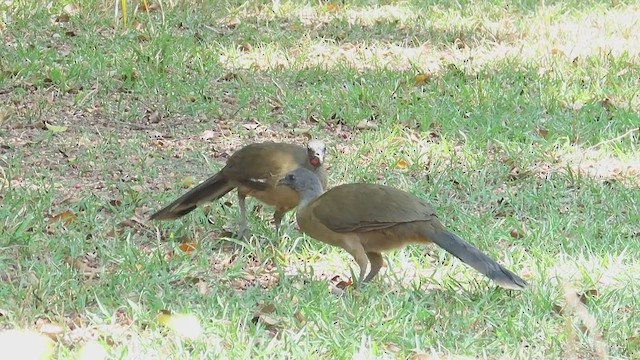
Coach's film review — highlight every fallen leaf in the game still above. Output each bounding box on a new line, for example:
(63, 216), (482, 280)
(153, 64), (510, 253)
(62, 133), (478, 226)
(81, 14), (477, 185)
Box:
(117, 219), (138, 228)
(395, 159), (409, 169)
(146, 110), (161, 123)
(54, 13), (70, 23)
(44, 122), (68, 134)
(293, 311), (306, 325)
(414, 73), (431, 85)
(140, 2), (160, 12)
(220, 72), (238, 81)
(510, 228), (525, 239)
(65, 254), (100, 279)
(238, 42), (252, 52)
(251, 303), (277, 324)
(536, 128), (549, 139)
(601, 97), (615, 111)
(335, 279), (352, 290)
(326, 3), (340, 12)
(49, 209), (76, 226)
(108, 199), (122, 207)
(178, 242), (197, 254)
(258, 304), (276, 315)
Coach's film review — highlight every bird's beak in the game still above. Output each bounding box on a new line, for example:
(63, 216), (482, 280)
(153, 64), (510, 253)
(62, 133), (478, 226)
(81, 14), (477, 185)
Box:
(309, 155), (322, 167)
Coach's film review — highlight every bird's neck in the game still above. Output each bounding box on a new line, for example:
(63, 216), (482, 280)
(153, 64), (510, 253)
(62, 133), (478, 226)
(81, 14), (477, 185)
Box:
(298, 183), (324, 209)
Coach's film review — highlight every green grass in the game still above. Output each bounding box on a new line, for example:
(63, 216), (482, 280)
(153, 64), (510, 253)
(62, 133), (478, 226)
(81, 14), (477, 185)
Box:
(1, 0), (639, 359)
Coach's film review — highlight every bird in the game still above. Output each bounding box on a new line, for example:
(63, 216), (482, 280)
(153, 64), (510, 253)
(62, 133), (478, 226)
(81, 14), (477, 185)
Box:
(151, 140), (328, 238)
(277, 167), (527, 290)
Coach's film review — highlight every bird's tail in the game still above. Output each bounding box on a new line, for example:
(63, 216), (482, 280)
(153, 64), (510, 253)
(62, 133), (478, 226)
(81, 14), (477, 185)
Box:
(150, 173), (236, 220)
(428, 230), (527, 290)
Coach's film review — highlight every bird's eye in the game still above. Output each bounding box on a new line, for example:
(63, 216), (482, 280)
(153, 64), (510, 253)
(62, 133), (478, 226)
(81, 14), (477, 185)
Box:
(287, 174), (295, 181)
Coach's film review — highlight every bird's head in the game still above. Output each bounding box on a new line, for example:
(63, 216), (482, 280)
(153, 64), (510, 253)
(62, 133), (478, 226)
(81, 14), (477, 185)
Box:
(277, 167), (323, 197)
(306, 140), (325, 168)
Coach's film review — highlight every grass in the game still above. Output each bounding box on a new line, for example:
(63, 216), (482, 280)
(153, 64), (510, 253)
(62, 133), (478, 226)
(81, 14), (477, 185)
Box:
(1, 0), (639, 359)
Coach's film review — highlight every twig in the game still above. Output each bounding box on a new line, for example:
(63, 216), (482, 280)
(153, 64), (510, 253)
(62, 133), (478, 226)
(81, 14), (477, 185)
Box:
(587, 127), (639, 151)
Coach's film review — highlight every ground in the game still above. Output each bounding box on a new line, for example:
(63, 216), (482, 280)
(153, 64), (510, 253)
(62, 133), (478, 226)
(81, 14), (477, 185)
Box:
(0, 0), (639, 359)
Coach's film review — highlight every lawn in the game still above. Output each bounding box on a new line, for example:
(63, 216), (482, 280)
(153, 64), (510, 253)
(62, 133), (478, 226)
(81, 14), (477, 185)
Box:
(0, 0), (639, 359)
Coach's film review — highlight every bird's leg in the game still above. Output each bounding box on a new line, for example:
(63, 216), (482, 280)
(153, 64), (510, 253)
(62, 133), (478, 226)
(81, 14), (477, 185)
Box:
(364, 252), (384, 283)
(237, 192), (248, 239)
(273, 209), (285, 234)
(341, 241), (369, 288)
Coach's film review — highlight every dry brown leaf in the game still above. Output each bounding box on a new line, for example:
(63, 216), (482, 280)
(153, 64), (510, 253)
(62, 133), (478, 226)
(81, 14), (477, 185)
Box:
(178, 242), (197, 254)
(395, 159), (409, 169)
(414, 73), (431, 85)
(601, 97), (616, 111)
(117, 219), (137, 228)
(65, 254), (100, 279)
(293, 311), (306, 325)
(252, 303), (280, 328)
(140, 2), (160, 12)
(335, 279), (352, 290)
(510, 228), (525, 239)
(238, 42), (253, 52)
(54, 13), (70, 23)
(255, 304), (275, 316)
(49, 209), (76, 226)
(536, 127), (549, 139)
(109, 199), (122, 207)
(326, 3), (340, 12)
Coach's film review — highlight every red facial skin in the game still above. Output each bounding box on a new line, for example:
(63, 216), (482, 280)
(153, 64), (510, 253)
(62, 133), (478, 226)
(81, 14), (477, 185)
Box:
(309, 156), (320, 167)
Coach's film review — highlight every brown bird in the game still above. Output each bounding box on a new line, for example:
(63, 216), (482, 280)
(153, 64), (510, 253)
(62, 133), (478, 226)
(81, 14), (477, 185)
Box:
(151, 141), (328, 238)
(277, 167), (527, 290)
